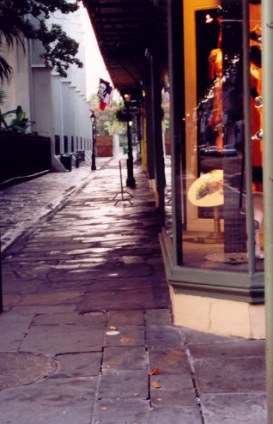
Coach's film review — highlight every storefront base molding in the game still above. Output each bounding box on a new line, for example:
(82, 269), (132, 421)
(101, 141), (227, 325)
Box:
(149, 178), (160, 207)
(169, 286), (265, 339)
(149, 179), (156, 191)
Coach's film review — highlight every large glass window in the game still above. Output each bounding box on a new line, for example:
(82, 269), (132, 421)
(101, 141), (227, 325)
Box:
(178, 0), (263, 272)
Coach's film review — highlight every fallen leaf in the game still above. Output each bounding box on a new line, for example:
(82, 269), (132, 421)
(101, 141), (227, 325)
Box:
(151, 381), (161, 389)
(149, 368), (160, 376)
(109, 325), (118, 331)
(120, 337), (135, 344)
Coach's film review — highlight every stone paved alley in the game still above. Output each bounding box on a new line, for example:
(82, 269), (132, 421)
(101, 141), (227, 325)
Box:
(0, 158), (267, 423)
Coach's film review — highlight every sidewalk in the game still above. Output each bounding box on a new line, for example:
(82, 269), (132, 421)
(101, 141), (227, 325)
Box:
(0, 157), (111, 253)
(0, 158), (267, 424)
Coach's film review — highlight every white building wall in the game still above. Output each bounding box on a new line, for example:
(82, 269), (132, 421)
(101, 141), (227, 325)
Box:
(51, 75), (63, 152)
(31, 68), (54, 139)
(1, 40), (31, 126)
(61, 81), (72, 151)
(1, 4), (93, 167)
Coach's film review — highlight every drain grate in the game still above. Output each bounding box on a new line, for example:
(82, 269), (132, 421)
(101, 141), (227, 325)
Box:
(0, 352), (57, 390)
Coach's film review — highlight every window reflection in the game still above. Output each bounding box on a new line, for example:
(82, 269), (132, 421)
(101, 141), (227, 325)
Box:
(250, 1), (263, 259)
(180, 2), (263, 272)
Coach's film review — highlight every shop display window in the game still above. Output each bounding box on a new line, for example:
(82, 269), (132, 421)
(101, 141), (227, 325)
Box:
(177, 0), (263, 272)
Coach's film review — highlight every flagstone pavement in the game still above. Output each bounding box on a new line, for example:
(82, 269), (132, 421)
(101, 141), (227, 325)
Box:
(0, 157), (267, 423)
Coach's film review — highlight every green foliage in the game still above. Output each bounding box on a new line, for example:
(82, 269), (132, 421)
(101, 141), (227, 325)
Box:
(0, 0), (82, 81)
(0, 105), (34, 133)
(0, 56), (12, 82)
(105, 120), (126, 136)
(89, 94), (126, 136)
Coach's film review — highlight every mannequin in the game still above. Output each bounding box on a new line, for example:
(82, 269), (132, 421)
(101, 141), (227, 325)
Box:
(208, 29), (223, 152)
(250, 44), (263, 192)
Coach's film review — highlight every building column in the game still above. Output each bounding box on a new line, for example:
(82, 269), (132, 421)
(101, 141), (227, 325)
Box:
(144, 84), (155, 180)
(150, 48), (166, 225)
(262, 0), (273, 421)
(167, 0), (185, 265)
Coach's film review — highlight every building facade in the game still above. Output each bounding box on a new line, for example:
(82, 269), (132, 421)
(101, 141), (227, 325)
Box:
(1, 3), (92, 168)
(84, 0), (269, 339)
(160, 0), (265, 339)
(2, 0), (269, 339)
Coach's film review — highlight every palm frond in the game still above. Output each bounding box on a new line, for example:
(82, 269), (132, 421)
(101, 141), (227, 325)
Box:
(0, 87), (6, 105)
(0, 56), (12, 83)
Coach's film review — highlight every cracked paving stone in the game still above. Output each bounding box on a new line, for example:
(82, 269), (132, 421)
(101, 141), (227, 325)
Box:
(20, 291), (82, 306)
(108, 310), (144, 326)
(98, 369), (148, 400)
(193, 356), (265, 393)
(0, 313), (34, 351)
(146, 325), (185, 350)
(20, 324), (105, 355)
(201, 393), (267, 424)
(55, 352), (102, 377)
(92, 399), (150, 424)
(148, 349), (189, 374)
(148, 406), (203, 424)
(32, 311), (106, 327)
(103, 346), (147, 370)
(103, 325), (145, 347)
(145, 309), (173, 325)
(150, 373), (197, 407)
(78, 287), (170, 313)
(0, 352), (57, 390)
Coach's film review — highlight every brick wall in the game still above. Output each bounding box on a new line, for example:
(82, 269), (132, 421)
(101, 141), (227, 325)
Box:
(96, 135), (113, 157)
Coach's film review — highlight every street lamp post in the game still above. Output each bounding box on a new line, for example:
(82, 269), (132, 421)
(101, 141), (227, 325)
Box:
(124, 99), (136, 188)
(0, 231), (2, 314)
(90, 111), (97, 170)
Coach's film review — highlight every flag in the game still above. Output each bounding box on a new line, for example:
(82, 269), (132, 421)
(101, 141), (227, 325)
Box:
(97, 78), (113, 110)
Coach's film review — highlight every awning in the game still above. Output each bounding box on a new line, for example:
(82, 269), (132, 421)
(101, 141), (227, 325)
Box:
(83, 0), (168, 99)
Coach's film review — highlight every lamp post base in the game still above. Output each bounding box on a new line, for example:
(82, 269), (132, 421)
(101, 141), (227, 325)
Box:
(126, 178), (136, 188)
(91, 153), (96, 171)
(126, 157), (136, 188)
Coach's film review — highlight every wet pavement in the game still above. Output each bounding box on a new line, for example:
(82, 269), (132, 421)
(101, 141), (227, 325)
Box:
(0, 157), (267, 423)
(0, 156), (112, 253)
